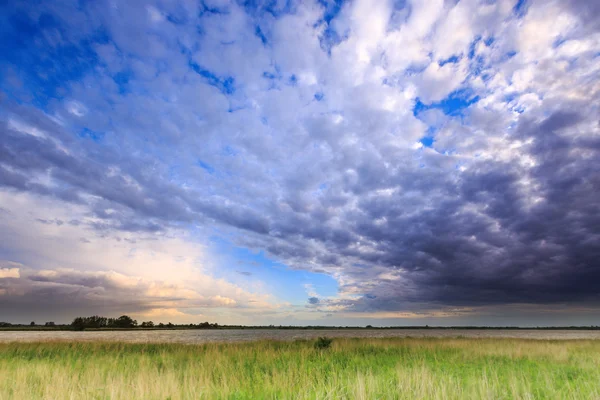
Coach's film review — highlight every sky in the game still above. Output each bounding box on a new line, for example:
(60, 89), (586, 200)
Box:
(0, 0), (599, 326)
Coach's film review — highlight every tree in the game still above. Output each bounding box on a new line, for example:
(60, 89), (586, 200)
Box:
(197, 321), (219, 329)
(44, 322), (56, 326)
(71, 315), (110, 330)
(30, 321), (35, 326)
(71, 317), (85, 331)
(71, 315), (143, 330)
(112, 315), (137, 328)
(140, 321), (154, 328)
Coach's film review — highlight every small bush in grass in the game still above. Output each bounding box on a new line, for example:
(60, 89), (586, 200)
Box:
(314, 337), (333, 350)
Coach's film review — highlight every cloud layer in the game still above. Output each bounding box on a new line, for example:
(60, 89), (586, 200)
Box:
(1, 0), (599, 323)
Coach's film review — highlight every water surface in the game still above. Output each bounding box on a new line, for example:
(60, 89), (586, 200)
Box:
(2, 329), (600, 343)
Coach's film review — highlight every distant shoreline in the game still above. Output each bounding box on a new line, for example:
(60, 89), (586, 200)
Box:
(2, 325), (600, 332)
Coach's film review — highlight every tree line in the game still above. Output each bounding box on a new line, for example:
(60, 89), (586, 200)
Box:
(0, 318), (222, 330)
(2, 319), (600, 331)
(71, 315), (138, 330)
(70, 315), (220, 330)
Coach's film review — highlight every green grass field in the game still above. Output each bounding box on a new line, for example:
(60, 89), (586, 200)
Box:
(1, 338), (599, 399)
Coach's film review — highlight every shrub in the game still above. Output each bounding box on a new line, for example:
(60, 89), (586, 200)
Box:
(314, 336), (333, 350)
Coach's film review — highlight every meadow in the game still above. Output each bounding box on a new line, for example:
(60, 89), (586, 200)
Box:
(1, 337), (599, 399)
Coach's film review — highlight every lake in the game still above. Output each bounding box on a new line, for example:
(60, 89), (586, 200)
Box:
(2, 329), (600, 343)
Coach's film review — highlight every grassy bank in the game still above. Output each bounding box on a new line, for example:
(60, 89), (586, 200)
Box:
(1, 338), (599, 399)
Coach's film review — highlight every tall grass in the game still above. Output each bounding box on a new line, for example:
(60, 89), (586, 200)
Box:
(1, 338), (600, 399)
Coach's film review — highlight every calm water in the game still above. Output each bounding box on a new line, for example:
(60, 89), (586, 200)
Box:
(2, 329), (600, 343)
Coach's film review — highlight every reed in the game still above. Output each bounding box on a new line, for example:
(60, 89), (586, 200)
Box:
(1, 337), (599, 399)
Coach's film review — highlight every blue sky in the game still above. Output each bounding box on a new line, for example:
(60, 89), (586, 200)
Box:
(1, 0), (600, 326)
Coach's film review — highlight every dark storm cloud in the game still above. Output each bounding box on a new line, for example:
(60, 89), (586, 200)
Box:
(335, 109), (600, 311)
(231, 106), (600, 313)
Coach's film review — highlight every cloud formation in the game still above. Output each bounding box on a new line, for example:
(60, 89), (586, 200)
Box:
(0, 0), (599, 323)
